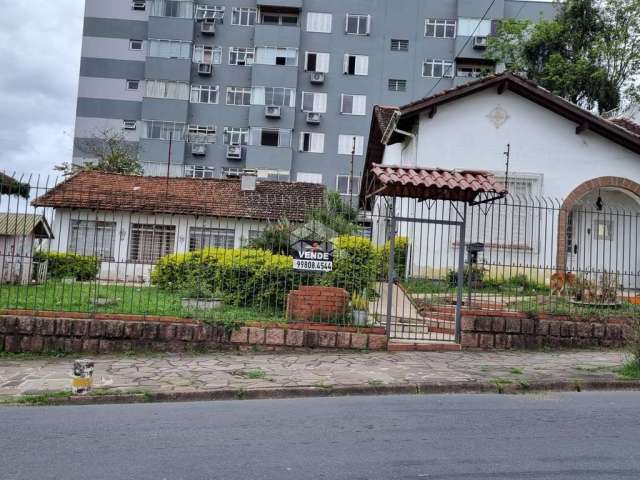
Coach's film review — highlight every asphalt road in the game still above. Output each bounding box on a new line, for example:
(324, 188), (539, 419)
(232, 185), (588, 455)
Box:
(1, 392), (640, 480)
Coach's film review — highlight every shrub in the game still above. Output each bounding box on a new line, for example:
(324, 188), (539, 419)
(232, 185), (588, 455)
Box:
(324, 235), (380, 295)
(34, 251), (99, 281)
(447, 265), (486, 287)
(379, 236), (409, 279)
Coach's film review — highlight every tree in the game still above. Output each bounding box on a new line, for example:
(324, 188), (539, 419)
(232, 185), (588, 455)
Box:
(56, 129), (142, 176)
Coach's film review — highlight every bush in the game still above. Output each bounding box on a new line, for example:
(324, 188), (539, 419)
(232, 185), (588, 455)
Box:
(34, 251), (99, 281)
(324, 235), (380, 295)
(379, 236), (409, 279)
(447, 265), (486, 288)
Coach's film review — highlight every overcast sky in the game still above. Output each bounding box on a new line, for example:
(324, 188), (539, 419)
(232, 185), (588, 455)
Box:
(0, 1), (84, 179)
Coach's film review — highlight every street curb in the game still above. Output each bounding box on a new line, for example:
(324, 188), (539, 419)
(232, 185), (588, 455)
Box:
(3, 378), (640, 406)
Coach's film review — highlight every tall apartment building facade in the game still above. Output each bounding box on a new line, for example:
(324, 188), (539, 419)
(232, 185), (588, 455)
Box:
(75, 0), (556, 198)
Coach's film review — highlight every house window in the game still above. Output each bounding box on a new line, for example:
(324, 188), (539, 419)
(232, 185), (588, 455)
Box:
(260, 10), (298, 26)
(189, 227), (235, 250)
(425, 18), (457, 38)
(594, 220), (612, 240)
(226, 87), (252, 106)
(301, 92), (328, 113)
(129, 224), (176, 263)
(343, 54), (369, 75)
(190, 85), (219, 104)
(338, 135), (364, 156)
(129, 39), (144, 51)
(150, 0), (194, 18)
(390, 39), (409, 51)
(187, 125), (216, 143)
(223, 127), (249, 145)
(69, 220), (116, 260)
(422, 59), (454, 78)
(304, 52), (330, 73)
(144, 80), (190, 100)
(456, 63), (491, 78)
(307, 12), (332, 33)
(345, 14), (370, 35)
(193, 45), (222, 64)
(229, 47), (255, 66)
(299, 132), (325, 153)
(340, 94), (367, 115)
(251, 87), (295, 107)
(336, 175), (361, 196)
(148, 39), (191, 59)
(195, 5), (225, 21)
(123, 120), (137, 130)
(184, 165), (216, 178)
(296, 172), (323, 184)
(143, 120), (186, 141)
(232, 7), (256, 26)
(255, 47), (298, 66)
(388, 79), (407, 92)
(126, 79), (140, 90)
(250, 127), (292, 148)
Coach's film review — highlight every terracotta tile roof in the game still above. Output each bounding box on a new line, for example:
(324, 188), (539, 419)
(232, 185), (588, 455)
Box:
(32, 171), (325, 222)
(609, 118), (640, 137)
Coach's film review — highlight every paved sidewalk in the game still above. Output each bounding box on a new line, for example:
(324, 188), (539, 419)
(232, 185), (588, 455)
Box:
(1, 349), (637, 402)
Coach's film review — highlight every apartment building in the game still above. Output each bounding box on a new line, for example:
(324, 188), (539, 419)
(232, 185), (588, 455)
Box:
(75, 0), (557, 198)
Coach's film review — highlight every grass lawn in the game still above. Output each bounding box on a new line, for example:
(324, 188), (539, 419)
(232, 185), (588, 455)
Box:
(0, 281), (284, 324)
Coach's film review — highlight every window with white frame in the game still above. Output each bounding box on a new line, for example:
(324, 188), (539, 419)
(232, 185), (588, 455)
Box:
(255, 47), (298, 66)
(231, 7), (256, 26)
(422, 59), (454, 78)
(193, 45), (222, 64)
(257, 170), (290, 182)
(129, 223), (176, 263)
(123, 120), (137, 130)
(304, 52), (330, 73)
(340, 94), (367, 115)
(299, 132), (325, 153)
(338, 135), (364, 156)
(143, 120), (186, 141)
(148, 39), (191, 58)
(129, 39), (144, 51)
(226, 87), (252, 106)
(250, 127), (292, 148)
(68, 220), (116, 260)
(345, 14), (370, 35)
(187, 125), (216, 143)
(296, 172), (323, 184)
(390, 39), (409, 51)
(150, 0), (194, 18)
(195, 5), (225, 21)
(190, 84), (219, 104)
(223, 127), (249, 145)
(306, 12), (332, 33)
(457, 17), (492, 37)
(144, 80), (190, 100)
(260, 10), (298, 26)
(388, 79), (407, 92)
(301, 92), (327, 113)
(336, 175), (361, 195)
(229, 47), (255, 66)
(126, 79), (140, 90)
(184, 165), (216, 178)
(343, 54), (369, 75)
(188, 227), (235, 250)
(425, 18), (456, 38)
(222, 167), (243, 177)
(457, 63), (490, 78)
(251, 87), (295, 107)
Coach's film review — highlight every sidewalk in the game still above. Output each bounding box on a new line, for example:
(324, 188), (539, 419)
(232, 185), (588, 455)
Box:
(1, 349), (638, 404)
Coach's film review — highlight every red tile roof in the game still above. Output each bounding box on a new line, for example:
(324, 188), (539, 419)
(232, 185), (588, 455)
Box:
(32, 171), (325, 222)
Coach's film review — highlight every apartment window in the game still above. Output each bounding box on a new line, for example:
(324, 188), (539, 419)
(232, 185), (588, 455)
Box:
(345, 14), (370, 35)
(250, 127), (292, 148)
(223, 127), (249, 145)
(425, 18), (456, 38)
(336, 175), (361, 196)
(132, 0), (146, 11)
(222, 167), (243, 177)
(252, 87), (295, 107)
(229, 47), (255, 66)
(190, 85), (219, 104)
(338, 135), (364, 156)
(193, 45), (222, 64)
(187, 125), (216, 143)
(260, 10), (298, 26)
(299, 132), (325, 153)
(306, 12), (332, 33)
(143, 120), (186, 141)
(340, 94), (367, 115)
(69, 220), (116, 260)
(255, 47), (298, 66)
(257, 170), (290, 182)
(422, 59), (454, 78)
(457, 64), (490, 78)
(232, 7), (256, 26)
(388, 79), (407, 92)
(296, 173), (323, 184)
(390, 39), (409, 51)
(184, 165), (216, 178)
(195, 5), (225, 21)
(129, 224), (176, 263)
(129, 39), (144, 51)
(343, 54), (369, 75)
(457, 17), (492, 37)
(126, 79), (140, 90)
(149, 0), (193, 18)
(189, 227), (235, 250)
(304, 52), (330, 73)
(226, 87), (252, 106)
(301, 92), (327, 113)
(123, 120), (137, 130)
(144, 80), (190, 100)
(148, 39), (191, 59)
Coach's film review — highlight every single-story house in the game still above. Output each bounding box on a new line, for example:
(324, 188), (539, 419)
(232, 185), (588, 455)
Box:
(32, 171), (325, 283)
(362, 72), (640, 286)
(0, 213), (53, 284)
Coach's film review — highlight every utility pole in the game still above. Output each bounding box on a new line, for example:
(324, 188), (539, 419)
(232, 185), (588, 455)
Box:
(349, 136), (356, 210)
(503, 143), (510, 191)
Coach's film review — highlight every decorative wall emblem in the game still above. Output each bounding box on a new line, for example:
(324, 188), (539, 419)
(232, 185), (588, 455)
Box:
(486, 105), (510, 129)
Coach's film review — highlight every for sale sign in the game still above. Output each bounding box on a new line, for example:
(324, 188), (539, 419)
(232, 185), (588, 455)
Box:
(291, 240), (334, 272)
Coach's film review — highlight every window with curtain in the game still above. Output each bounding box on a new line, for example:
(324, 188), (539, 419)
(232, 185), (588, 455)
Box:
(255, 47), (298, 66)
(307, 12), (332, 33)
(193, 45), (222, 64)
(251, 87), (295, 107)
(148, 39), (192, 59)
(143, 120), (186, 141)
(304, 52), (330, 73)
(129, 224), (176, 263)
(150, 0), (193, 18)
(338, 135), (364, 155)
(144, 80), (190, 100)
(301, 92), (327, 113)
(189, 227), (235, 250)
(68, 220), (116, 260)
(340, 94), (367, 115)
(299, 132), (325, 153)
(226, 87), (252, 106)
(187, 125), (216, 143)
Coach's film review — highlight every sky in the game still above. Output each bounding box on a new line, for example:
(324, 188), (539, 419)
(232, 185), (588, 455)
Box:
(0, 0), (84, 179)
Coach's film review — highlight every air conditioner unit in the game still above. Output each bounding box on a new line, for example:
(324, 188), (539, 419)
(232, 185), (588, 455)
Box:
(306, 112), (321, 124)
(201, 20), (216, 35)
(198, 63), (213, 75)
(473, 36), (488, 49)
(309, 71), (325, 84)
(132, 0), (146, 11)
(226, 145), (242, 160)
(264, 106), (281, 118)
(191, 143), (207, 156)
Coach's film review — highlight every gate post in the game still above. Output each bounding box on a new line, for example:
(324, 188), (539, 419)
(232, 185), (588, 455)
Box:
(385, 198), (396, 335)
(454, 203), (467, 343)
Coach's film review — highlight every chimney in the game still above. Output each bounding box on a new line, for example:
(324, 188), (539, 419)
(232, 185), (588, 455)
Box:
(240, 170), (257, 191)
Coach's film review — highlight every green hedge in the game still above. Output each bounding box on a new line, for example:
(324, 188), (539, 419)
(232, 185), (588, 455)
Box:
(323, 235), (381, 295)
(34, 251), (99, 281)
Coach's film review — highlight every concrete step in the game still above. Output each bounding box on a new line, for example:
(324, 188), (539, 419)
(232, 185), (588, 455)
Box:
(388, 340), (462, 352)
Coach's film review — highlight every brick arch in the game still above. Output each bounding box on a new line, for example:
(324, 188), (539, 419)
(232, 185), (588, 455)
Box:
(556, 176), (640, 269)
